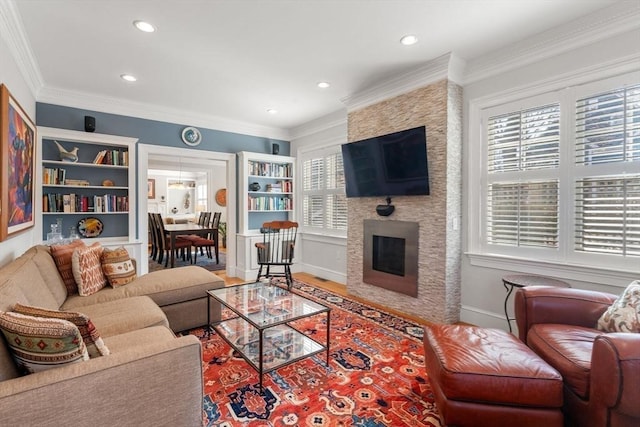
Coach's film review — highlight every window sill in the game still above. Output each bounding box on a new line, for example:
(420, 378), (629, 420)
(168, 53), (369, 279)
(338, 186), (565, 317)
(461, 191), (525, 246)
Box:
(466, 252), (638, 288)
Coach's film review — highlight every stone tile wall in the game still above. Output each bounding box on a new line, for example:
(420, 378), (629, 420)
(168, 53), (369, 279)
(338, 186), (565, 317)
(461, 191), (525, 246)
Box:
(346, 79), (462, 323)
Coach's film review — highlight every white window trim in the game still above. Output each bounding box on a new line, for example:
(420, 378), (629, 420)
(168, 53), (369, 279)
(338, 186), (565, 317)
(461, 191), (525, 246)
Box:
(297, 140), (347, 238)
(467, 64), (640, 287)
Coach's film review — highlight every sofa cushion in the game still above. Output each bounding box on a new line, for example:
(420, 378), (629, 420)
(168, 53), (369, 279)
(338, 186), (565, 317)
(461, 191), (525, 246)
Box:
(101, 247), (136, 288)
(70, 296), (169, 337)
(12, 303), (109, 358)
(72, 243), (107, 296)
(597, 280), (640, 333)
(0, 311), (88, 374)
(50, 240), (86, 295)
(527, 324), (601, 399)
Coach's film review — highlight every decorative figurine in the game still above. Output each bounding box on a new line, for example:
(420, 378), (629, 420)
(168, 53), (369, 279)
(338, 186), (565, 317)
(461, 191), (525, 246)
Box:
(54, 140), (79, 162)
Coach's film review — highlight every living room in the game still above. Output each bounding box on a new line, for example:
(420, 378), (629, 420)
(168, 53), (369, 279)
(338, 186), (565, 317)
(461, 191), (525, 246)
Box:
(0, 1), (638, 425)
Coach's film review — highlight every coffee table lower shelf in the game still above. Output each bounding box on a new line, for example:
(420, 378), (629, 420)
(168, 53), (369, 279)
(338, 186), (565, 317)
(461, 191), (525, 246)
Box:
(210, 317), (329, 387)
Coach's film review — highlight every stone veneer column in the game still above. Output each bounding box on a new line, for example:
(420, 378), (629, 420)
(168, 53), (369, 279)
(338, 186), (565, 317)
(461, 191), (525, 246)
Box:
(346, 79), (462, 324)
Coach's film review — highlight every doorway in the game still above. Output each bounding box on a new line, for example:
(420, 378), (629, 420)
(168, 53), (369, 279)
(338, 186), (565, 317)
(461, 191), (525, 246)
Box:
(137, 144), (236, 276)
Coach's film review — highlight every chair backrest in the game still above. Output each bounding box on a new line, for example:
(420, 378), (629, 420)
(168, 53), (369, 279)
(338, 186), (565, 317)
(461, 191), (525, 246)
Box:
(152, 213), (167, 251)
(198, 211), (211, 226)
(211, 212), (222, 228)
(257, 221), (298, 264)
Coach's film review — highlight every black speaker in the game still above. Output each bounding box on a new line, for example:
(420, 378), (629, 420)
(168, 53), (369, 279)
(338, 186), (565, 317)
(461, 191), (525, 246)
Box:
(84, 116), (96, 133)
(272, 143), (279, 155)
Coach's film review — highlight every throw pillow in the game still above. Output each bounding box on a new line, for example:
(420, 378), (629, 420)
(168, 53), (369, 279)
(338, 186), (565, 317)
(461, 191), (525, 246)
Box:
(0, 311), (88, 374)
(50, 240), (86, 295)
(72, 243), (107, 296)
(597, 280), (640, 333)
(101, 247), (136, 288)
(12, 303), (109, 358)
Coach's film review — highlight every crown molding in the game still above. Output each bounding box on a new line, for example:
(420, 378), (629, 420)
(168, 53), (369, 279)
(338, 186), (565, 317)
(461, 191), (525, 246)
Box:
(289, 108), (347, 140)
(463, 1), (640, 85)
(37, 86), (291, 141)
(341, 52), (466, 112)
(0, 0), (44, 96)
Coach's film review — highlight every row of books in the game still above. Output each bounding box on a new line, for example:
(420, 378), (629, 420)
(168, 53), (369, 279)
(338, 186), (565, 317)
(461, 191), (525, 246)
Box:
(43, 194), (129, 213)
(264, 181), (293, 193)
(248, 161), (292, 178)
(92, 149), (129, 166)
(43, 168), (67, 185)
(248, 196), (292, 211)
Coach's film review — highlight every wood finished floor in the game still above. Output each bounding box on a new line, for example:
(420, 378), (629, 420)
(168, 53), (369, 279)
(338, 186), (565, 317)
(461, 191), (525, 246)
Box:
(216, 270), (433, 327)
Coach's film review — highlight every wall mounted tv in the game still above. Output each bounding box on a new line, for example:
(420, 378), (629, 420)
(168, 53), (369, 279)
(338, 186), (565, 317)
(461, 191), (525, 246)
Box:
(341, 126), (429, 198)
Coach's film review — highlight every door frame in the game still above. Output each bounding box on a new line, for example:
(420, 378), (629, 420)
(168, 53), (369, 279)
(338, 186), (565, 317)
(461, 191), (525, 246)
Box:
(137, 144), (237, 275)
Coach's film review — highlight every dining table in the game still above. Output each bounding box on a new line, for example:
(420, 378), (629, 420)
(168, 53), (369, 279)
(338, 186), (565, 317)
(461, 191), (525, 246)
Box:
(163, 223), (218, 268)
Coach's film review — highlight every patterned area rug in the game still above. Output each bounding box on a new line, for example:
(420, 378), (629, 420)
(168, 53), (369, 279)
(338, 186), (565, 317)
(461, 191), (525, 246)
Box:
(147, 251), (226, 273)
(189, 279), (441, 426)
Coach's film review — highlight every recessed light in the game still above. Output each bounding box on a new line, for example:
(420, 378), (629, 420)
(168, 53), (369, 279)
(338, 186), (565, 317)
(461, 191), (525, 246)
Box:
(133, 20), (156, 33)
(267, 109), (278, 114)
(400, 34), (418, 46)
(317, 81), (331, 89)
(120, 74), (137, 82)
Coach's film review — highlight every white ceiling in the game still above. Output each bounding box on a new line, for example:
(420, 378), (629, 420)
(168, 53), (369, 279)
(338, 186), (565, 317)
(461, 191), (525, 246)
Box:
(11, 0), (628, 135)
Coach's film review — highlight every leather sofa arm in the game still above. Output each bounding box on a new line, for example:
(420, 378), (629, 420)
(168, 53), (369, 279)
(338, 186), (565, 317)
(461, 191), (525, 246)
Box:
(0, 333), (203, 426)
(590, 333), (640, 424)
(515, 286), (617, 343)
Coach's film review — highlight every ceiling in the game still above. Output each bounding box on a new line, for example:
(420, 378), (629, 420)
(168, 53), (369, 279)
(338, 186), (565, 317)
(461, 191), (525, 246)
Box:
(12, 0), (624, 134)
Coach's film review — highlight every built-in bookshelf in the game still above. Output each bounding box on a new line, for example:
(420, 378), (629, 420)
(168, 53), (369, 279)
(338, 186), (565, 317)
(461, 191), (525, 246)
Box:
(237, 151), (296, 281)
(36, 127), (138, 247)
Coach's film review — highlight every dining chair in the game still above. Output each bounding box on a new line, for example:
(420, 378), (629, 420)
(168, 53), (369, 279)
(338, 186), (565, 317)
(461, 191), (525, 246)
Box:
(191, 212), (221, 264)
(255, 220), (298, 289)
(153, 213), (191, 267)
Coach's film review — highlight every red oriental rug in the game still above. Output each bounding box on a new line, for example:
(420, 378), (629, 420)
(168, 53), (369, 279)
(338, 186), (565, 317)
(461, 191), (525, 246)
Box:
(189, 279), (442, 426)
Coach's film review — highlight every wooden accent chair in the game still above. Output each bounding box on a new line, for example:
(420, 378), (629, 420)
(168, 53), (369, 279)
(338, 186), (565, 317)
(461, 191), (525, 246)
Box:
(255, 220), (298, 289)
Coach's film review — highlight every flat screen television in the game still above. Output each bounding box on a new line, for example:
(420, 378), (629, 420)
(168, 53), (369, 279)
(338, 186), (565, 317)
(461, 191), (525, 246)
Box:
(341, 126), (429, 198)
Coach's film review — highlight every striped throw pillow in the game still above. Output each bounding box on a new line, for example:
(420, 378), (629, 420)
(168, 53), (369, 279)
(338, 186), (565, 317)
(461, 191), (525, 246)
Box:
(50, 240), (86, 295)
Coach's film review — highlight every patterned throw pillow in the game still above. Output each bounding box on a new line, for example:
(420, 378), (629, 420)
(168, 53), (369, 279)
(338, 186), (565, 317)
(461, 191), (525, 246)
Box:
(72, 243), (107, 296)
(597, 280), (640, 333)
(0, 311), (88, 374)
(101, 247), (136, 288)
(12, 303), (109, 358)
(50, 240), (86, 295)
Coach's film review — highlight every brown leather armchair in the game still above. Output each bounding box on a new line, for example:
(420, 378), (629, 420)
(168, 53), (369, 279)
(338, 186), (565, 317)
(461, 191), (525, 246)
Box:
(515, 286), (640, 427)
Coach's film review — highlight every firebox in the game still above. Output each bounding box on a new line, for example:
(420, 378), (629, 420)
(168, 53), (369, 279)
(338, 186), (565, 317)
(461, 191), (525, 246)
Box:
(363, 219), (419, 297)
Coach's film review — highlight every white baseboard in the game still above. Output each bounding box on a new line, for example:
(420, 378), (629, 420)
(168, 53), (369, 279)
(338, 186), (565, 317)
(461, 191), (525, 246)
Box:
(298, 264), (346, 285)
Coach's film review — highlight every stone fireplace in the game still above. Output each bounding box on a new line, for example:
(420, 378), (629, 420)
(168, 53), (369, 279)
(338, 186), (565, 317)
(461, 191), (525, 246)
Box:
(363, 220), (418, 297)
(344, 57), (462, 324)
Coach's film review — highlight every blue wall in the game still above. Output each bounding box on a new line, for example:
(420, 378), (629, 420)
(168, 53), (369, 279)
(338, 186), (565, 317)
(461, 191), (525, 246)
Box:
(36, 103), (289, 155)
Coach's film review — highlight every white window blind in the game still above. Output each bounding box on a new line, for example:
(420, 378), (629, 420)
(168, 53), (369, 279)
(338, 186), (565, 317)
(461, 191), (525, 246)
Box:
(486, 103), (560, 249)
(301, 147), (347, 233)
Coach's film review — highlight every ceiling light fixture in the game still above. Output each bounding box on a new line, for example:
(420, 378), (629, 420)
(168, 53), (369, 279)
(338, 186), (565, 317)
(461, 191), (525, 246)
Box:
(317, 81), (331, 89)
(267, 109), (278, 114)
(400, 34), (418, 46)
(120, 74), (137, 82)
(133, 20), (156, 33)
(168, 158), (186, 189)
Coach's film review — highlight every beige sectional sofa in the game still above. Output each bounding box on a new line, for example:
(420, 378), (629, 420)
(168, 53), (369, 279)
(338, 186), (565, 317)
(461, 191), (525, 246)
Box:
(0, 244), (225, 426)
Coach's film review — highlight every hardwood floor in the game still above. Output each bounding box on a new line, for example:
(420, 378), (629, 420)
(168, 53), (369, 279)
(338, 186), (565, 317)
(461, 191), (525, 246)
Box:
(217, 271), (433, 327)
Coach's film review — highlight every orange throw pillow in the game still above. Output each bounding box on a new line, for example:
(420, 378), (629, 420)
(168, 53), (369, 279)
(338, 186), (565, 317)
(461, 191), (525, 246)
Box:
(72, 243), (107, 296)
(50, 240), (86, 295)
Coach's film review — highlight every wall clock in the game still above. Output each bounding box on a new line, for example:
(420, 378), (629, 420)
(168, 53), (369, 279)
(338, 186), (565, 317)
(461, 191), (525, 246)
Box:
(215, 189), (227, 206)
(181, 126), (202, 146)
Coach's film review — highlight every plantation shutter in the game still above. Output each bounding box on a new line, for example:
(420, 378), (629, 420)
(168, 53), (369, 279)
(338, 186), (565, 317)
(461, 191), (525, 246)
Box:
(574, 84), (640, 256)
(301, 149), (347, 232)
(486, 104), (560, 248)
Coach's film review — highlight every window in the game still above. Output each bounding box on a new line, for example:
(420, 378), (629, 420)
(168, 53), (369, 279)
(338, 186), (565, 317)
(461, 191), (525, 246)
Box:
(195, 181), (207, 213)
(301, 146), (347, 234)
(477, 73), (640, 270)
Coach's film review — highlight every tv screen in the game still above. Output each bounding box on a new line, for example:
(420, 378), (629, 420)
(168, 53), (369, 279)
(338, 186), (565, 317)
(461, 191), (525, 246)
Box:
(341, 126), (429, 197)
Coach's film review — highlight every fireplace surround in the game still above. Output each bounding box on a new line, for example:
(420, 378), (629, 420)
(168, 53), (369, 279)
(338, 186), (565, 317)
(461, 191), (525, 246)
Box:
(363, 219), (419, 297)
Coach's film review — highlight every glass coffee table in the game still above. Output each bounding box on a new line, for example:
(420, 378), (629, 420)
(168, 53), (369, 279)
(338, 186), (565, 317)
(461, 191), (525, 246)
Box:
(207, 282), (331, 387)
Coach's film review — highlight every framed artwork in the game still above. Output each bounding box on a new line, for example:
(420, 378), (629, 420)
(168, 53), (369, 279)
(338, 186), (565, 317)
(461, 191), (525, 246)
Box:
(0, 84), (36, 241)
(147, 178), (156, 199)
